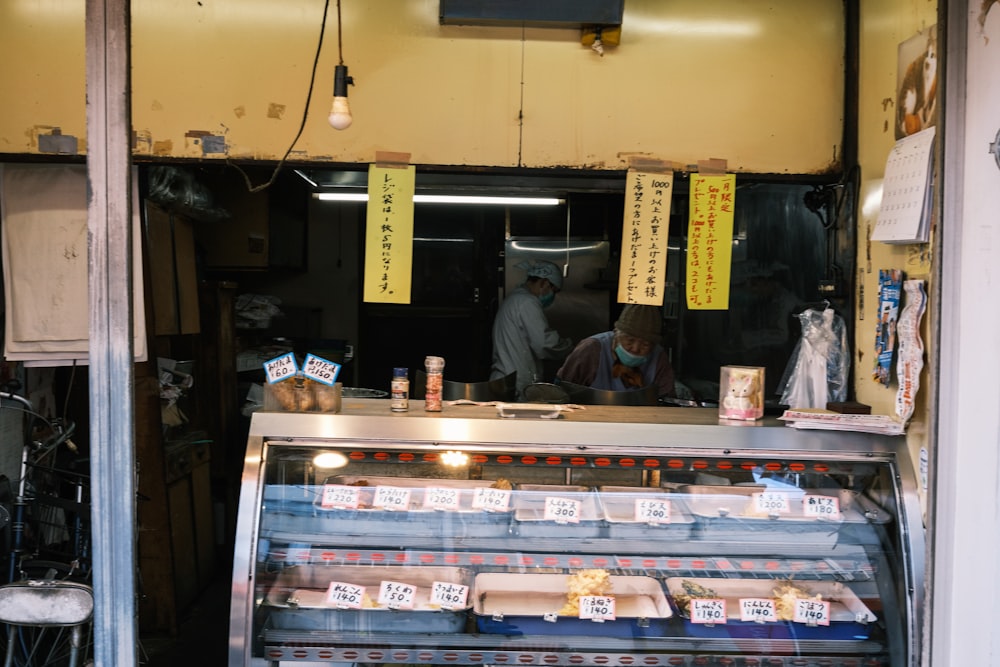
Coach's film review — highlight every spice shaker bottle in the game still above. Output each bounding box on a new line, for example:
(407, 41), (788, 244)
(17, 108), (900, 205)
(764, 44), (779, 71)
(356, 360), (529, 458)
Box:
(390, 367), (409, 412)
(424, 356), (445, 412)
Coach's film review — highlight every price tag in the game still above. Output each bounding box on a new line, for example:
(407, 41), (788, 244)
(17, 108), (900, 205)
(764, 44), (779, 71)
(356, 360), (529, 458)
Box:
(378, 580), (417, 610)
(263, 352), (298, 384)
(752, 491), (791, 515)
(690, 598), (727, 625)
(373, 486), (411, 511)
(325, 581), (366, 609)
(320, 484), (361, 510)
(793, 598), (831, 626)
(802, 494), (842, 520)
(543, 496), (581, 524)
(472, 486), (511, 512)
(578, 595), (616, 622)
(739, 598), (778, 623)
(424, 486), (461, 511)
(634, 498), (672, 524)
(302, 353), (342, 386)
(430, 581), (469, 610)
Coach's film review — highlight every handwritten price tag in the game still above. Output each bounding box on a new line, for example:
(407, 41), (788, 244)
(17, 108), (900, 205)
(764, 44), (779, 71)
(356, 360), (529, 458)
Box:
(302, 353), (341, 386)
(430, 581), (469, 610)
(634, 498), (672, 524)
(690, 598), (727, 625)
(803, 494), (841, 519)
(424, 486), (461, 511)
(752, 491), (791, 515)
(793, 598), (831, 626)
(264, 352), (298, 384)
(378, 580), (416, 609)
(320, 484), (361, 509)
(543, 496), (581, 524)
(578, 595), (616, 621)
(739, 598), (778, 623)
(373, 486), (411, 511)
(472, 487), (511, 512)
(325, 581), (366, 609)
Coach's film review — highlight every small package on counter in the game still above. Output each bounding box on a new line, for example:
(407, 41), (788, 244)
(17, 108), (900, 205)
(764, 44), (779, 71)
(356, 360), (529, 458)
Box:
(719, 366), (765, 421)
(264, 377), (342, 413)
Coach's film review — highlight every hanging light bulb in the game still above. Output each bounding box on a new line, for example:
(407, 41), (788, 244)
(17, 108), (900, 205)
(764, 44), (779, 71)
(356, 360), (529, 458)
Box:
(328, 64), (354, 130)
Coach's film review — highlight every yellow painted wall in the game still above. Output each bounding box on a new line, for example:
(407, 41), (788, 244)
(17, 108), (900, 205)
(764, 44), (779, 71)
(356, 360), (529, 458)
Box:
(856, 2), (938, 514)
(1, 0), (844, 174)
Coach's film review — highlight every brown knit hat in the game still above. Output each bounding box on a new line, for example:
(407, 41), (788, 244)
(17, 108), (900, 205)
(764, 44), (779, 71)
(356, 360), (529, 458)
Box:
(614, 304), (662, 344)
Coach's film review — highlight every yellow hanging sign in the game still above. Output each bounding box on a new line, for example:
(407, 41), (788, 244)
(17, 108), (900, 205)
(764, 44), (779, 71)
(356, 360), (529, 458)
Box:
(617, 169), (672, 305)
(685, 173), (735, 310)
(363, 163), (415, 303)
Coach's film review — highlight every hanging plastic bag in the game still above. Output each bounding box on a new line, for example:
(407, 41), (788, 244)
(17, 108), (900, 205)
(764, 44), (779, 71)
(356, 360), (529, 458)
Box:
(778, 307), (849, 409)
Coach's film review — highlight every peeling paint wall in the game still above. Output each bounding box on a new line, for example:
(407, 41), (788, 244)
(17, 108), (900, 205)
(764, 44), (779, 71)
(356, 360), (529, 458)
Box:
(0, 0), (843, 173)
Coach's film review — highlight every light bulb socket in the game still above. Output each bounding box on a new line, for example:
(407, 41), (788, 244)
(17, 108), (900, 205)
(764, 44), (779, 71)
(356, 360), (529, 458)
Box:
(334, 64), (353, 98)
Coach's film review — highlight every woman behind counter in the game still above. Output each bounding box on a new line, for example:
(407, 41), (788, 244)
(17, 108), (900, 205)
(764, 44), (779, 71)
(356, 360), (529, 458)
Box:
(557, 304), (676, 398)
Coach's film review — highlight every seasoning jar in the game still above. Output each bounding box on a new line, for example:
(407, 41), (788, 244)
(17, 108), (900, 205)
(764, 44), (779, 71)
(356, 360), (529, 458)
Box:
(424, 356), (445, 412)
(390, 367), (409, 412)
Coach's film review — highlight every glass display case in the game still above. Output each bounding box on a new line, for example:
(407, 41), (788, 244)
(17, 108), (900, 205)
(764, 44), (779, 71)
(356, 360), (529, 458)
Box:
(229, 401), (923, 667)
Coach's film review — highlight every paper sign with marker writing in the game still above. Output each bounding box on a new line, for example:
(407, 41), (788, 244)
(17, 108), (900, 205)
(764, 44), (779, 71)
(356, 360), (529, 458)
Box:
(618, 169), (672, 305)
(363, 163), (415, 303)
(686, 174), (734, 310)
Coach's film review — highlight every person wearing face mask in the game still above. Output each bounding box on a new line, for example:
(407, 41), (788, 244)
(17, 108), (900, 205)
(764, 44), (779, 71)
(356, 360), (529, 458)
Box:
(490, 260), (573, 399)
(556, 303), (676, 397)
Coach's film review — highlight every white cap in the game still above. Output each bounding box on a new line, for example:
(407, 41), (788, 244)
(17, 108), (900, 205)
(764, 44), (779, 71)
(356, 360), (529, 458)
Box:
(517, 260), (563, 290)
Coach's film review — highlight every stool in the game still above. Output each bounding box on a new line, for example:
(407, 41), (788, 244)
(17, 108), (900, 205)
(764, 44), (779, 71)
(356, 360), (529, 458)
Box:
(0, 579), (93, 667)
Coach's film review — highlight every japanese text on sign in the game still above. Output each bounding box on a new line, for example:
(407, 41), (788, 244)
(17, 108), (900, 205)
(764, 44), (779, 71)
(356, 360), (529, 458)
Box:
(690, 598), (727, 624)
(634, 498), (672, 524)
(373, 486), (411, 511)
(618, 169), (673, 305)
(793, 598), (831, 626)
(430, 581), (469, 610)
(752, 491), (791, 515)
(803, 494), (841, 519)
(302, 353), (341, 385)
(363, 163), (415, 304)
(739, 598), (778, 623)
(424, 487), (461, 511)
(321, 484), (361, 510)
(325, 581), (366, 609)
(543, 496), (582, 524)
(472, 486), (511, 512)
(263, 352), (298, 384)
(579, 595), (616, 622)
(378, 580), (416, 609)
(685, 173), (735, 310)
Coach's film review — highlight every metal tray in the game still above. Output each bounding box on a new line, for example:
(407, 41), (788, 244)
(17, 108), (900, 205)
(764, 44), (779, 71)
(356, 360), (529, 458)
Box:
(511, 484), (602, 538)
(678, 484), (891, 546)
(598, 486), (695, 540)
(664, 577), (876, 640)
(473, 572), (673, 637)
(263, 565), (472, 632)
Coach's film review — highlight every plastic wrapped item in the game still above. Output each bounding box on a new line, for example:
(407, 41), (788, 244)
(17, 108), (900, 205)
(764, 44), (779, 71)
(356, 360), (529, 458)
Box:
(424, 356), (445, 412)
(778, 307), (849, 409)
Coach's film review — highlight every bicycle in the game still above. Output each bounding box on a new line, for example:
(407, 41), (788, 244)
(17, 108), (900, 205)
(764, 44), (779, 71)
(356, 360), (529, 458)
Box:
(0, 389), (93, 667)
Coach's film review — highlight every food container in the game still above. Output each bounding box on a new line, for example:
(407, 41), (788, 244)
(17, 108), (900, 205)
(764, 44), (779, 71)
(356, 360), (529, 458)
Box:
(496, 403), (563, 419)
(310, 475), (514, 538)
(264, 379), (342, 413)
(598, 486), (695, 540)
(511, 484), (602, 538)
(473, 572), (673, 637)
(264, 565), (472, 632)
(664, 577), (877, 640)
(679, 484), (892, 546)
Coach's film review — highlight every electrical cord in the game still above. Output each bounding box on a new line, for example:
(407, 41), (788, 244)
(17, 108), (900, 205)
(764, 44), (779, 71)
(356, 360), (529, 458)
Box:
(230, 0), (333, 194)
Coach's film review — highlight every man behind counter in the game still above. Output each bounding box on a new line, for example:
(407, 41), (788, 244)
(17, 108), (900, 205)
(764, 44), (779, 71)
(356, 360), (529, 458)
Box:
(557, 304), (676, 398)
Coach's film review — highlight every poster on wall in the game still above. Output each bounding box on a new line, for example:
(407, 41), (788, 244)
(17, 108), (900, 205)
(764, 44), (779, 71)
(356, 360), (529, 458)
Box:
(617, 169), (673, 305)
(895, 25), (938, 140)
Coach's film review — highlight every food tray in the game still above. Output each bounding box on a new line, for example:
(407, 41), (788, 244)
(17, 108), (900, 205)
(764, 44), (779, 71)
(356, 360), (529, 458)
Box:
(264, 565), (472, 632)
(511, 484), (602, 538)
(496, 402), (563, 419)
(664, 577), (876, 640)
(473, 572), (673, 637)
(598, 486), (695, 540)
(679, 484), (891, 546)
(313, 475), (514, 538)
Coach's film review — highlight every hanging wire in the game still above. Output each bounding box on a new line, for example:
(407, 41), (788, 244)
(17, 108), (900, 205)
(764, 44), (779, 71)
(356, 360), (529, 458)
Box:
(230, 0), (333, 193)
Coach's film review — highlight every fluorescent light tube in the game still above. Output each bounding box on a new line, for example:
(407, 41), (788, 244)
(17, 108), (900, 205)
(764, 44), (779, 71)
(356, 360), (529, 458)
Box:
(315, 193), (563, 206)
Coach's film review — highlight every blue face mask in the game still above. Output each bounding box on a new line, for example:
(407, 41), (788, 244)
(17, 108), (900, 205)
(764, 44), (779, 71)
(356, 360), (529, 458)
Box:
(615, 344), (648, 367)
(539, 292), (555, 308)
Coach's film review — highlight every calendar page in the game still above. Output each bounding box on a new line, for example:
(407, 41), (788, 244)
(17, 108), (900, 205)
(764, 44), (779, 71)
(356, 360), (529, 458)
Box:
(871, 126), (935, 244)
